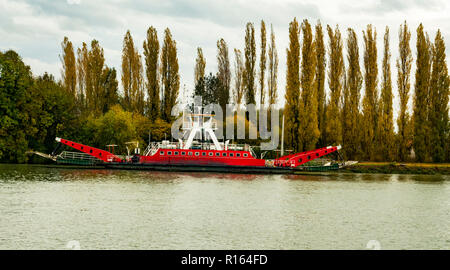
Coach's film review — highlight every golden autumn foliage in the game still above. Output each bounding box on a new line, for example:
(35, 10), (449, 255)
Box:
(122, 30), (144, 114)
(315, 22), (327, 148)
(259, 20), (267, 106)
(362, 25), (378, 161)
(413, 24), (432, 162)
(343, 28), (363, 160)
(160, 28), (180, 122)
(267, 24), (278, 107)
(325, 25), (344, 147)
(194, 47), (206, 87)
(429, 30), (449, 162)
(376, 27), (396, 161)
(243, 22), (256, 105)
(60, 37), (77, 98)
(143, 26), (160, 121)
(284, 18), (301, 152)
(396, 21), (414, 162)
(298, 19), (320, 151)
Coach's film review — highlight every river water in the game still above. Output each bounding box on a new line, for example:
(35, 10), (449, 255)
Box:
(0, 164), (449, 250)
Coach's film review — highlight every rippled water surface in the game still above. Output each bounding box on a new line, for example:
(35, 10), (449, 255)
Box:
(0, 164), (449, 249)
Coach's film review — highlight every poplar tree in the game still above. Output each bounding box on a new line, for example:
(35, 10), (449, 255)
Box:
(259, 20), (267, 107)
(217, 38), (231, 110)
(76, 42), (89, 109)
(284, 18), (301, 152)
(343, 28), (363, 160)
(429, 30), (449, 162)
(413, 24), (432, 162)
(362, 25), (378, 161)
(60, 37), (77, 98)
(88, 40), (105, 115)
(160, 28), (180, 121)
(122, 30), (144, 113)
(396, 21), (413, 161)
(233, 49), (245, 106)
(143, 26), (160, 121)
(100, 66), (119, 113)
(243, 22), (256, 104)
(194, 47), (206, 87)
(299, 19), (319, 151)
(377, 27), (395, 161)
(267, 24), (278, 107)
(325, 25), (344, 147)
(315, 22), (327, 147)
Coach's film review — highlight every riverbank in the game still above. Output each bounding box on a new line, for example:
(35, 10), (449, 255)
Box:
(341, 162), (450, 175)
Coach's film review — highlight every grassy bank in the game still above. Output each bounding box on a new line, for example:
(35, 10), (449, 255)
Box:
(341, 162), (450, 175)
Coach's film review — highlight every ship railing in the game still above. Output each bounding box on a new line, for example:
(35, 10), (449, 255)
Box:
(58, 151), (100, 161)
(143, 142), (161, 156)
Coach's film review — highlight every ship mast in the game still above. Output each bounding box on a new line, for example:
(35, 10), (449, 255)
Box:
(182, 105), (223, 150)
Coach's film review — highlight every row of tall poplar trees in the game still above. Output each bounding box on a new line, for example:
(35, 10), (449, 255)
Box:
(284, 19), (449, 162)
(193, 20), (279, 111)
(61, 27), (180, 122)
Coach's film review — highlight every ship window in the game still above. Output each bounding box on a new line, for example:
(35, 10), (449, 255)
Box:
(222, 153), (227, 157)
(90, 149), (93, 153)
(243, 153), (248, 157)
(316, 153), (319, 157)
(307, 155), (311, 160)
(229, 153), (234, 157)
(72, 143), (74, 146)
(81, 146), (84, 150)
(160, 151), (165, 155)
(168, 151), (172, 155)
(195, 152), (200, 156)
(174, 151), (179, 155)
(181, 152), (186, 155)
(99, 153), (102, 156)
(209, 152), (213, 156)
(202, 152), (206, 156)
(216, 152), (220, 157)
(298, 158), (302, 163)
(236, 153), (241, 157)
(188, 152), (193, 156)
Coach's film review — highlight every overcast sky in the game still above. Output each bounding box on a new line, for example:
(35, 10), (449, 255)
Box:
(1, 0), (449, 120)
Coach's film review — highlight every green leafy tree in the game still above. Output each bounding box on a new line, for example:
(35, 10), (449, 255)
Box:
(100, 67), (119, 114)
(0, 51), (36, 162)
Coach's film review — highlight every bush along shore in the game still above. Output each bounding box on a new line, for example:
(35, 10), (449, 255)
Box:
(340, 162), (450, 175)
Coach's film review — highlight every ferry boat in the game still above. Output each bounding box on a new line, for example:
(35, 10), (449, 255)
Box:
(41, 110), (343, 174)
